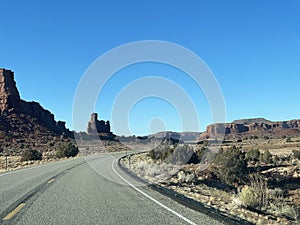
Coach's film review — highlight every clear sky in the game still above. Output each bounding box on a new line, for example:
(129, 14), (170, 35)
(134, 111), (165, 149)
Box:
(1, 1), (299, 136)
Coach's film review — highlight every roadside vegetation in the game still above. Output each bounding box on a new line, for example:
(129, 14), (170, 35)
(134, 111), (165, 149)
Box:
(21, 149), (42, 161)
(56, 143), (79, 158)
(127, 137), (300, 224)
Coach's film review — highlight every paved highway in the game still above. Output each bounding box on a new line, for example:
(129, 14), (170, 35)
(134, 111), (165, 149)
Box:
(0, 153), (224, 225)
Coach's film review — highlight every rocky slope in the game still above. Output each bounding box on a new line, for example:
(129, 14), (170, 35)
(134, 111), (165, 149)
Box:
(0, 68), (73, 153)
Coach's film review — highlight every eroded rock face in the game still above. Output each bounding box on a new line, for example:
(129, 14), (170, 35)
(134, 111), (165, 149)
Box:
(0, 69), (21, 112)
(0, 68), (72, 139)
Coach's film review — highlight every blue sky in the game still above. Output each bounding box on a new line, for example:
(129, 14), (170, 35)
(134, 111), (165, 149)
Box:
(1, 1), (299, 135)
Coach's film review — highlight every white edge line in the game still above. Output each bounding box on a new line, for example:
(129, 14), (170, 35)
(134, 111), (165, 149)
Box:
(111, 160), (198, 225)
(0, 157), (79, 177)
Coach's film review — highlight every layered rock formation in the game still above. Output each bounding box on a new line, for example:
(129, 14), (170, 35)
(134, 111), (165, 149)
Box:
(201, 118), (300, 139)
(0, 68), (73, 152)
(0, 69), (72, 135)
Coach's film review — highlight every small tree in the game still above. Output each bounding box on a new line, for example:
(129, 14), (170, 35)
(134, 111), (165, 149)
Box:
(245, 149), (260, 163)
(213, 145), (247, 184)
(273, 154), (280, 165)
(196, 147), (208, 161)
(148, 149), (155, 159)
(260, 150), (273, 164)
(148, 143), (198, 165)
(167, 144), (197, 165)
(56, 143), (79, 158)
(292, 150), (300, 160)
(21, 149), (42, 161)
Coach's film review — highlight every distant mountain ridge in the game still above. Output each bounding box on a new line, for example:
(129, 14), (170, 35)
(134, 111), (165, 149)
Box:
(135, 117), (300, 142)
(200, 117), (300, 139)
(1, 67), (300, 152)
(148, 131), (202, 142)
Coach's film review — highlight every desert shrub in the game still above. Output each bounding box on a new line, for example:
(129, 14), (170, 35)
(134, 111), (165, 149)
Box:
(267, 188), (284, 199)
(264, 136), (270, 140)
(213, 145), (247, 184)
(177, 171), (196, 183)
(148, 143), (173, 161)
(167, 144), (197, 165)
(238, 174), (299, 220)
(238, 174), (268, 210)
(196, 146), (208, 161)
(260, 149), (273, 164)
(21, 149), (42, 161)
(286, 136), (292, 142)
(148, 144), (198, 165)
(280, 205), (299, 220)
(272, 155), (280, 164)
(245, 149), (260, 163)
(196, 147), (220, 166)
(270, 198), (299, 220)
(148, 149), (155, 159)
(56, 143), (79, 158)
(248, 173), (268, 208)
(292, 150), (300, 160)
(239, 185), (260, 208)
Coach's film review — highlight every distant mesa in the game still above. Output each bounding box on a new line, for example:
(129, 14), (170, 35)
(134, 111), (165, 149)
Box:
(200, 117), (300, 139)
(232, 118), (272, 125)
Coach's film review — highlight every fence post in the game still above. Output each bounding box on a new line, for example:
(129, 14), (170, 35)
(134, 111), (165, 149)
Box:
(128, 155), (131, 171)
(5, 155), (8, 171)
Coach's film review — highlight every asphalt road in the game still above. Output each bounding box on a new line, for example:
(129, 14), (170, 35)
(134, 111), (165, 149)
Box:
(0, 153), (224, 225)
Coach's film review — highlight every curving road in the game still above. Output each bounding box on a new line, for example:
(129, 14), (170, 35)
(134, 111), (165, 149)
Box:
(0, 153), (224, 225)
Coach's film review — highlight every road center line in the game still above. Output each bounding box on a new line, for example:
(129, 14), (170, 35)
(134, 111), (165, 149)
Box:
(111, 160), (198, 225)
(2, 203), (26, 221)
(48, 178), (55, 184)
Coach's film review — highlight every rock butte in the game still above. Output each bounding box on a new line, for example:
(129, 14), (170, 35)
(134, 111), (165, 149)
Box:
(0, 68), (73, 141)
(87, 113), (111, 134)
